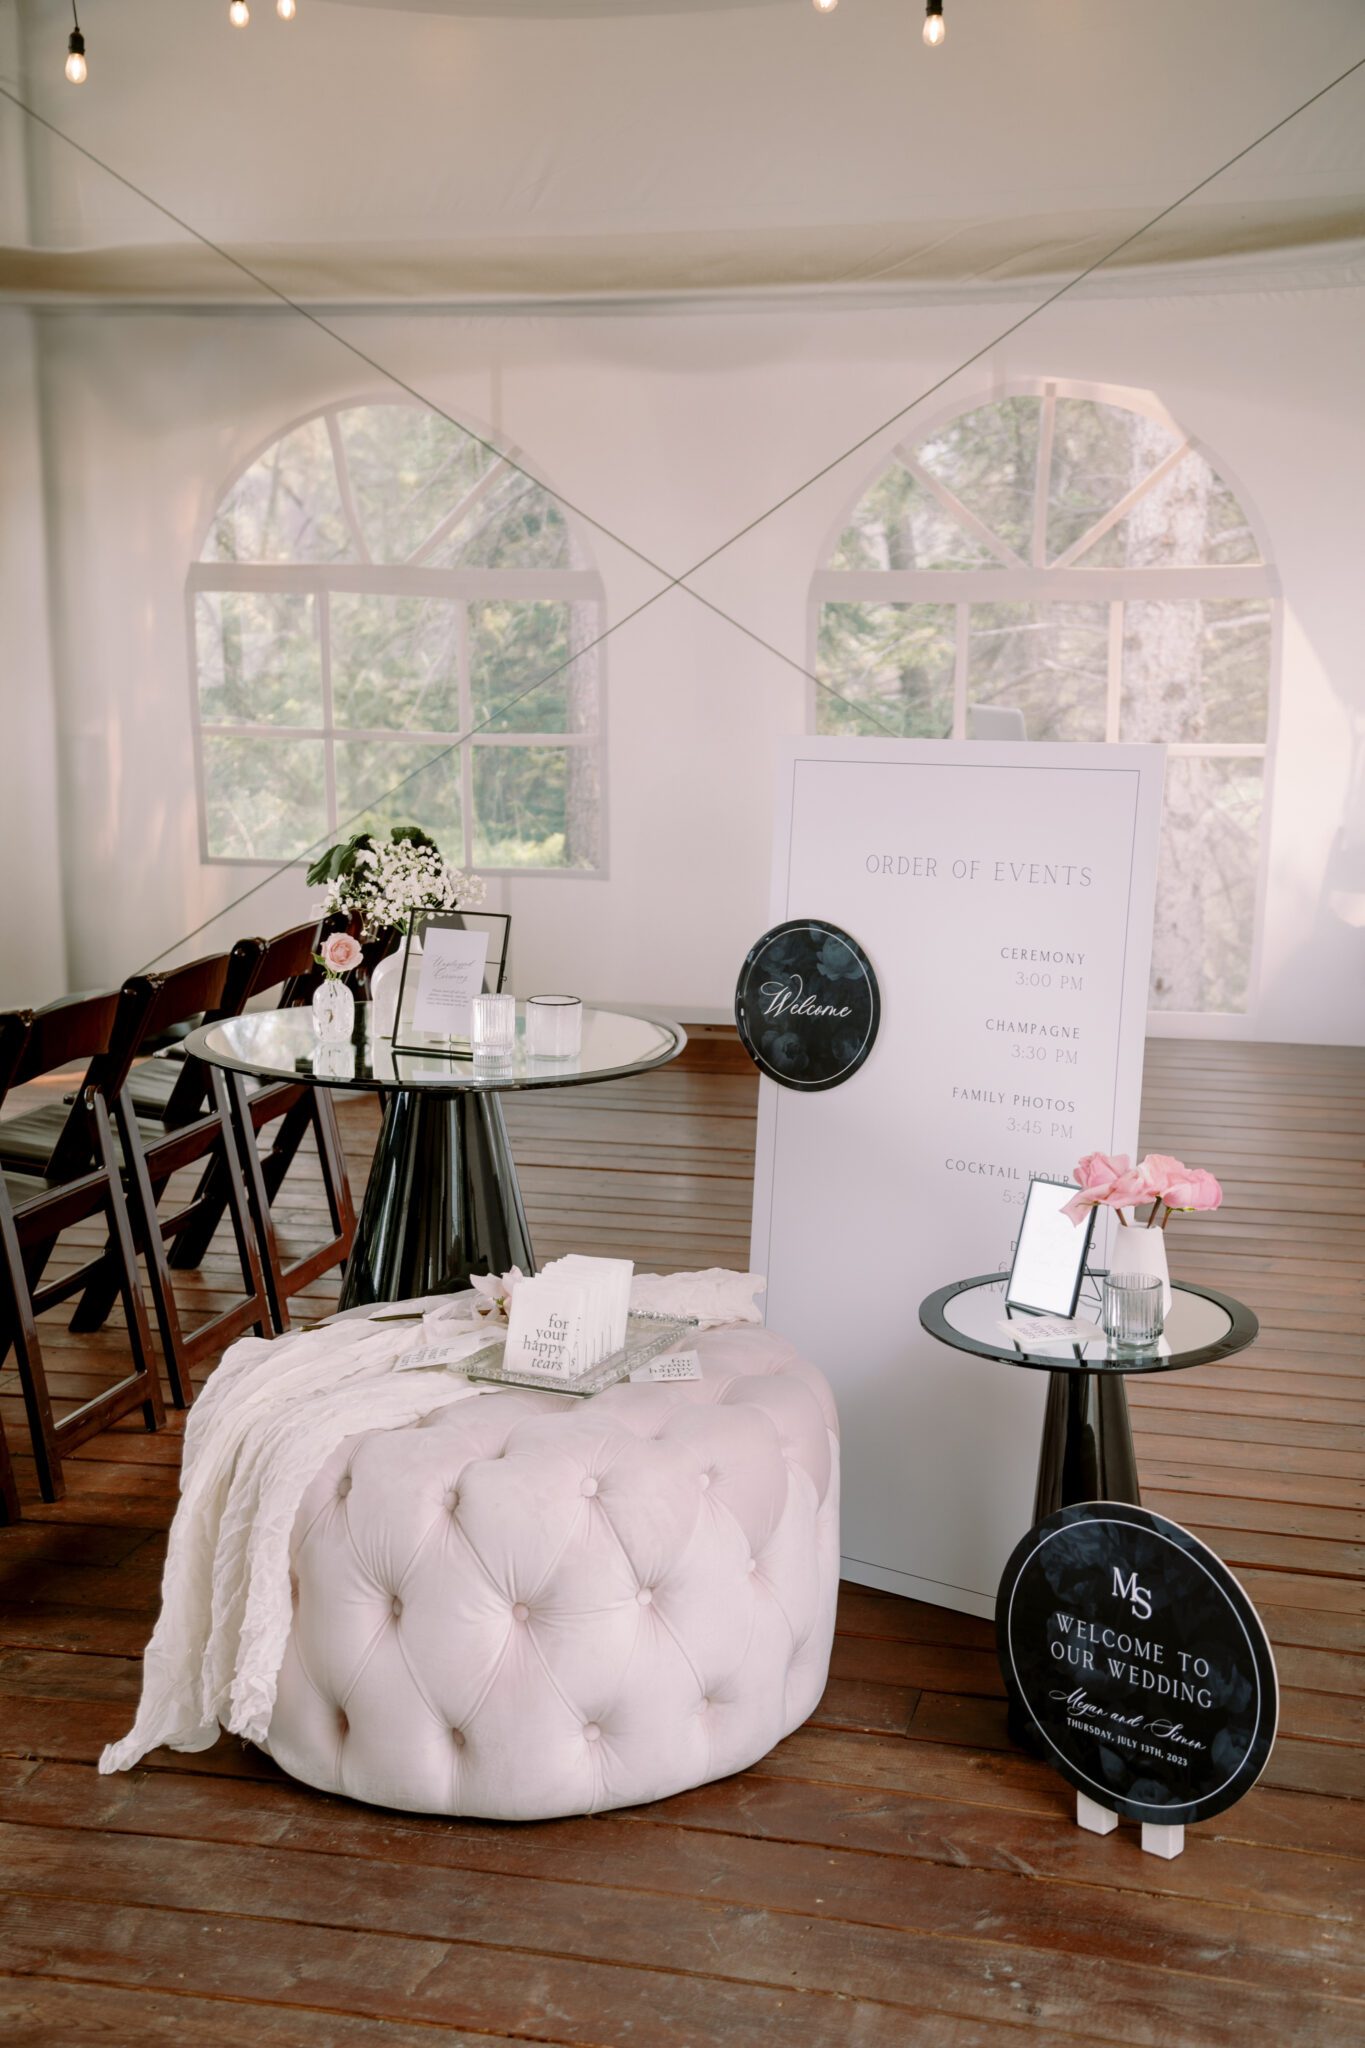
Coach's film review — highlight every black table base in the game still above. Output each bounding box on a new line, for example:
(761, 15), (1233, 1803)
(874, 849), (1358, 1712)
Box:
(339, 1090), (535, 1310)
(1033, 1369), (1140, 1521)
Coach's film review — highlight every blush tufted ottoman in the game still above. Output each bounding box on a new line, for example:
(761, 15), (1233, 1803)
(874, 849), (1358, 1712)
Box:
(263, 1324), (839, 1818)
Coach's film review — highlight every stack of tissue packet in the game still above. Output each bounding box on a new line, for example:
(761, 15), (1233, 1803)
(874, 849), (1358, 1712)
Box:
(502, 1255), (634, 1381)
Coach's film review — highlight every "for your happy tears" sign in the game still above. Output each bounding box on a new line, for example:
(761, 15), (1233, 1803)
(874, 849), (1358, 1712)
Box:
(997, 1502), (1278, 1826)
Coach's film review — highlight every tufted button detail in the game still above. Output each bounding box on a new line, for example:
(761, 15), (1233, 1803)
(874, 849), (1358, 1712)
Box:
(699, 1695), (710, 1711)
(450, 1728), (465, 1749)
(636, 1587), (653, 1607)
(336, 1474), (352, 1500)
(580, 1476), (598, 1497)
(289, 1572), (299, 1607)
(444, 1488), (460, 1513)
(698, 1472), (711, 1490)
(391, 1596), (403, 1620)
(512, 1602), (530, 1623)
(336, 1709), (349, 1736)
(582, 1722), (601, 1742)
(746, 1557), (757, 1574)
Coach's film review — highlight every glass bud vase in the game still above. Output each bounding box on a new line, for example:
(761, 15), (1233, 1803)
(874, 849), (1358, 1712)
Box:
(312, 976), (355, 1044)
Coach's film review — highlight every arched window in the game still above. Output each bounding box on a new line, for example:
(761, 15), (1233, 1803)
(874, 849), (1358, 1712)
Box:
(811, 382), (1276, 1014)
(190, 401), (605, 874)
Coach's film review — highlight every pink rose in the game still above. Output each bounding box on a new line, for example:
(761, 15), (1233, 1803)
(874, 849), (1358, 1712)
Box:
(1162, 1167), (1223, 1212)
(1135, 1153), (1187, 1198)
(320, 932), (362, 977)
(1074, 1151), (1131, 1193)
(1061, 1151), (1136, 1225)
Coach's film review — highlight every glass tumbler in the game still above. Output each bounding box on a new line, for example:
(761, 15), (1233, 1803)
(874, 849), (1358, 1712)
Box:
(1103, 1273), (1164, 1354)
(525, 994), (583, 1059)
(471, 992), (516, 1062)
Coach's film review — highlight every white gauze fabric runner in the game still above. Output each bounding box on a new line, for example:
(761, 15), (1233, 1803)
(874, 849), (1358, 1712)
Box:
(99, 1307), (501, 1774)
(100, 1269), (765, 1775)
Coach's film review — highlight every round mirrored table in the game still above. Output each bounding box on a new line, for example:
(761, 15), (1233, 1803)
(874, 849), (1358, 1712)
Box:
(185, 1005), (685, 1309)
(919, 1272), (1258, 1519)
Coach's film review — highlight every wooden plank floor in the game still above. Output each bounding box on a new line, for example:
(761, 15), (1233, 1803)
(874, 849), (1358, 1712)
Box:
(1, 1036), (1361, 2045)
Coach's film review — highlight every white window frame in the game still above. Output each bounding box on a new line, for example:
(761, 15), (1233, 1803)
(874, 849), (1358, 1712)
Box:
(188, 399), (609, 881)
(808, 377), (1281, 1033)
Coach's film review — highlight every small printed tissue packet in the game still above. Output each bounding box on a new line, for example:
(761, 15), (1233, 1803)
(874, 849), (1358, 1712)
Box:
(629, 1350), (702, 1384)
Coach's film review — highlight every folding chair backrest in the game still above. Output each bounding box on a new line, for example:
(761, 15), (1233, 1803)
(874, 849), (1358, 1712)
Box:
(247, 917), (340, 1010)
(6, 989), (151, 1182)
(0, 1010), (33, 1103)
(117, 953), (244, 1132)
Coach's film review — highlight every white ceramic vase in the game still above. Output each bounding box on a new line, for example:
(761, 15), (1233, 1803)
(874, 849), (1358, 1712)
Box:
(312, 977), (355, 1044)
(369, 935), (420, 1040)
(1111, 1219), (1172, 1315)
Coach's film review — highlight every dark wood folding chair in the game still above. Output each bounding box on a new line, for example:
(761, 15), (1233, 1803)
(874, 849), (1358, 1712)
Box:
(0, 955), (277, 1410)
(0, 991), (165, 1507)
(215, 920), (358, 1333)
(129, 917), (357, 1335)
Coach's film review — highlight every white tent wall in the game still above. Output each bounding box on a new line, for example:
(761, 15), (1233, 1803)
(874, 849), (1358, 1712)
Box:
(16, 276), (1364, 1040)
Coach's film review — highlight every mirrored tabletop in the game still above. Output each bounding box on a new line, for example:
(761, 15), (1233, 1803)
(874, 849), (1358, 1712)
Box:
(184, 1005), (684, 1094)
(920, 1272), (1257, 1376)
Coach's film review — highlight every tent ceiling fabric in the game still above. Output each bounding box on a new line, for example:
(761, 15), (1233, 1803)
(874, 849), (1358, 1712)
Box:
(3, 0), (1363, 303)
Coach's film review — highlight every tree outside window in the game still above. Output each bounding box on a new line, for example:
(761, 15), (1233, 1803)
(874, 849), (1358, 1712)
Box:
(190, 402), (605, 877)
(811, 383), (1276, 1014)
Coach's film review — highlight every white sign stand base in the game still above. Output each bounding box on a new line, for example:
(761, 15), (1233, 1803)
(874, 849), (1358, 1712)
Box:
(1076, 1791), (1185, 1858)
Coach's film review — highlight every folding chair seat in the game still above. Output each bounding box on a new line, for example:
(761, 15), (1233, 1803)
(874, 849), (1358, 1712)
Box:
(0, 992), (165, 1509)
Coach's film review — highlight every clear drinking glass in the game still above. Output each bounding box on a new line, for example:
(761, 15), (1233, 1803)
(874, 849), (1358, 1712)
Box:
(471, 992), (516, 1062)
(1103, 1273), (1164, 1354)
(525, 994), (583, 1059)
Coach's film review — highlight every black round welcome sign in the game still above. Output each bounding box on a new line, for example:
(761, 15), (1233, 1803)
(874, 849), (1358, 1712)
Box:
(734, 920), (880, 1092)
(997, 1503), (1277, 1826)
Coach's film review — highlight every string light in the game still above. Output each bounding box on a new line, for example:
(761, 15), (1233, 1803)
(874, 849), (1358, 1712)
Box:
(923, 0), (946, 46)
(277, 0), (297, 17)
(228, 0), (250, 24)
(64, 2), (87, 83)
(812, 0), (839, 13)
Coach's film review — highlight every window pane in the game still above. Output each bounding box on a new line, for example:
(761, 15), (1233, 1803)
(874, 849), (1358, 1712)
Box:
(428, 465), (571, 570)
(204, 418), (350, 564)
(816, 602), (955, 736)
(916, 397), (1039, 559)
(967, 603), (1107, 740)
(202, 736), (325, 860)
(829, 462), (994, 572)
(330, 595), (460, 733)
(1121, 598), (1271, 743)
(1047, 399), (1182, 563)
(470, 601), (576, 731)
(334, 737), (462, 847)
(337, 405), (487, 566)
(1150, 758), (1261, 1013)
(473, 745), (597, 869)
(1082, 445), (1263, 570)
(195, 591), (321, 728)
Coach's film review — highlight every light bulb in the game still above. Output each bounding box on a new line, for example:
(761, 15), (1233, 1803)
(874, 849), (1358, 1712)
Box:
(229, 0), (250, 24)
(812, 0), (839, 12)
(64, 30), (87, 83)
(277, 0), (297, 17)
(923, 3), (946, 46)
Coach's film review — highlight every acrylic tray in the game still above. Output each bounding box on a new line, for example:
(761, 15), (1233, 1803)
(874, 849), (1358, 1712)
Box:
(462, 1312), (698, 1397)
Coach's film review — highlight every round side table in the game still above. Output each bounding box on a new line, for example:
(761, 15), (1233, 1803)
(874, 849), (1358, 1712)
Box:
(918, 1273), (1258, 1521)
(186, 1005), (684, 1309)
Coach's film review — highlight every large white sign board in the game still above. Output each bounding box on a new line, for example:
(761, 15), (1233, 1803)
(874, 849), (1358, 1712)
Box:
(752, 739), (1165, 1618)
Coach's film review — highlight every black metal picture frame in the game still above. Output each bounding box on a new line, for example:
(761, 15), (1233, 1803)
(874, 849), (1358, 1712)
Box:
(391, 909), (512, 1057)
(1005, 1176), (1097, 1320)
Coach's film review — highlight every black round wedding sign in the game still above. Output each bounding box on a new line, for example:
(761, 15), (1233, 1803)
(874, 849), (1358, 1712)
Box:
(734, 920), (880, 1092)
(997, 1503), (1277, 1826)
